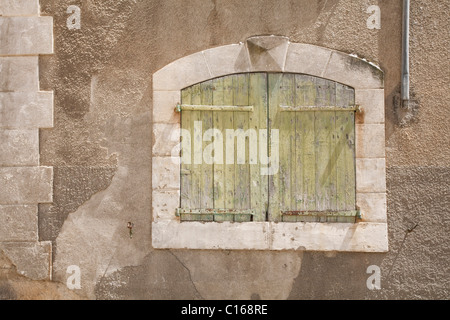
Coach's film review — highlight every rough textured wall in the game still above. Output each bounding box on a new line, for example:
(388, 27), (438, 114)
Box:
(19, 0), (448, 299)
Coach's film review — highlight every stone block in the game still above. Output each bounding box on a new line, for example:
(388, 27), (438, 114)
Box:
(0, 241), (52, 280)
(271, 222), (388, 252)
(0, 57), (39, 92)
(0, 0), (39, 17)
(152, 157), (180, 190)
(152, 221), (389, 252)
(203, 43), (251, 78)
(153, 52), (211, 91)
(323, 51), (384, 89)
(356, 159), (386, 193)
(0, 91), (53, 129)
(356, 193), (387, 222)
(152, 123), (180, 157)
(355, 89), (385, 124)
(0, 167), (53, 204)
(284, 43), (332, 77)
(152, 221), (269, 250)
(246, 35), (289, 72)
(152, 190), (180, 221)
(0, 205), (38, 241)
(0, 129), (39, 166)
(0, 92), (53, 129)
(355, 124), (385, 158)
(0, 17), (53, 55)
(152, 90), (180, 124)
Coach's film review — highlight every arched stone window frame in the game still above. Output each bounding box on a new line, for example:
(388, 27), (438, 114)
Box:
(152, 36), (387, 252)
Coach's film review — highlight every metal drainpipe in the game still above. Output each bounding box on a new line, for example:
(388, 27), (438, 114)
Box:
(402, 0), (410, 107)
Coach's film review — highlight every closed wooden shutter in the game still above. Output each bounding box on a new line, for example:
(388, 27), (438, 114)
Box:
(178, 73), (357, 223)
(179, 73), (268, 222)
(268, 74), (357, 222)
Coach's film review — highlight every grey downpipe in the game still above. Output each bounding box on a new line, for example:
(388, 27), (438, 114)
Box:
(402, 0), (410, 107)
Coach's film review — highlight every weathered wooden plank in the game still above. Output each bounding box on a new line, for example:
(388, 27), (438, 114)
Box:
(177, 208), (255, 215)
(181, 87), (192, 210)
(212, 76), (236, 222)
(335, 81), (356, 211)
(315, 111), (337, 211)
(281, 210), (358, 223)
(335, 111), (356, 210)
(267, 74), (278, 222)
(212, 77), (226, 221)
(281, 210), (358, 216)
(249, 73), (268, 222)
(335, 82), (355, 107)
(314, 76), (338, 211)
(177, 105), (253, 112)
(233, 74), (251, 221)
(259, 73), (269, 222)
(180, 214), (214, 222)
(279, 105), (358, 112)
(224, 76), (236, 213)
(221, 76), (236, 221)
(295, 75), (317, 212)
(280, 74), (296, 214)
(295, 75), (317, 106)
(268, 73), (296, 221)
(299, 111), (317, 212)
(268, 74), (280, 221)
(314, 77), (336, 107)
(190, 84), (202, 210)
(200, 81), (214, 216)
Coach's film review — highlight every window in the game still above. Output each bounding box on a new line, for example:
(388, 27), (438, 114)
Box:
(152, 37), (388, 252)
(177, 73), (358, 224)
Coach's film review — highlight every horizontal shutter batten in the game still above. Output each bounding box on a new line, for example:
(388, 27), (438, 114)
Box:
(176, 104), (254, 112)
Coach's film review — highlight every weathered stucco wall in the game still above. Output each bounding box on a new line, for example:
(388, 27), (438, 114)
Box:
(1, 0), (448, 300)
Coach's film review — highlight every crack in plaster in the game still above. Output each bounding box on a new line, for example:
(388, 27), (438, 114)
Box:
(168, 250), (205, 300)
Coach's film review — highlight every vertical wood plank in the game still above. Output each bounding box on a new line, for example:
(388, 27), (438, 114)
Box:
(336, 83), (355, 107)
(212, 77), (225, 215)
(335, 111), (356, 211)
(295, 75), (316, 212)
(190, 84), (202, 209)
(335, 83), (356, 213)
(212, 76), (235, 222)
(295, 75), (317, 106)
(249, 73), (268, 222)
(268, 73), (279, 221)
(315, 77), (336, 107)
(224, 76), (235, 215)
(233, 74), (251, 221)
(314, 111), (337, 211)
(180, 87), (192, 209)
(314, 77), (337, 212)
(200, 81), (214, 213)
(269, 73), (282, 221)
(280, 74), (296, 214)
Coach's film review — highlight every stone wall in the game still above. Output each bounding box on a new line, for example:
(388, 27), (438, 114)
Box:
(0, 0), (448, 300)
(0, 0), (54, 281)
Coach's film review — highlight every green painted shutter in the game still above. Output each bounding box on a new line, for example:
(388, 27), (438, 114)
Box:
(179, 73), (268, 222)
(179, 73), (356, 223)
(268, 74), (357, 223)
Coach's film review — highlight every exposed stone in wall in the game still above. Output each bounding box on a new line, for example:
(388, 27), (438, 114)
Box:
(0, 250), (84, 300)
(0, 0), (54, 282)
(39, 166), (117, 243)
(26, 0), (450, 300)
